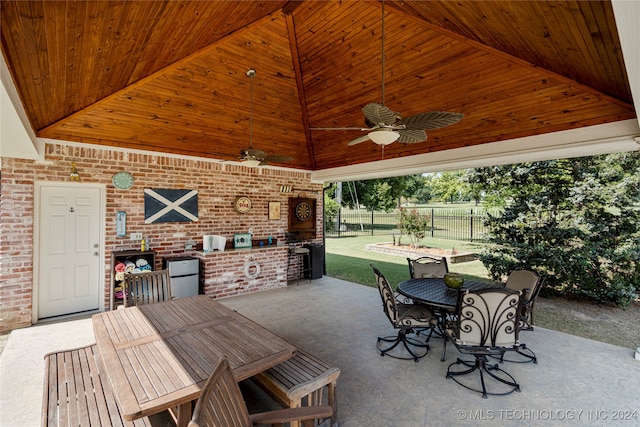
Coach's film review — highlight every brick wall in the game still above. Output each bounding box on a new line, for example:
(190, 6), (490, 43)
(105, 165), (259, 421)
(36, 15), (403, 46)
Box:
(197, 246), (289, 298)
(0, 143), (323, 333)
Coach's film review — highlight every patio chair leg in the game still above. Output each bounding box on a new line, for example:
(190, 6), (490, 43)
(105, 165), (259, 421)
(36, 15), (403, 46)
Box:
(497, 344), (537, 364)
(377, 330), (429, 362)
(416, 325), (440, 342)
(447, 356), (520, 398)
(441, 336), (448, 362)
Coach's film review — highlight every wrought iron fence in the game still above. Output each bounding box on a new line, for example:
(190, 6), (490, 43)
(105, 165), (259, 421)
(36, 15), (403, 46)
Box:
(324, 207), (497, 242)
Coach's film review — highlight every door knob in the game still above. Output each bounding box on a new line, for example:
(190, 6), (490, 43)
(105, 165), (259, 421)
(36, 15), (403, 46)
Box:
(94, 243), (99, 248)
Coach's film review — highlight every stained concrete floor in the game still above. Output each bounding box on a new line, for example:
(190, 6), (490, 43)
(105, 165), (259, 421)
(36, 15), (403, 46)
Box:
(1, 276), (639, 426)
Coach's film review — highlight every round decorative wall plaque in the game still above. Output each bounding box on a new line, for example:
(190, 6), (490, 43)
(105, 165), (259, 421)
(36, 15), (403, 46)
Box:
(235, 196), (252, 213)
(112, 172), (134, 190)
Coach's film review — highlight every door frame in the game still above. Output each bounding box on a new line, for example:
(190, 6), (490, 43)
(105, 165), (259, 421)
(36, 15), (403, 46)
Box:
(33, 181), (107, 323)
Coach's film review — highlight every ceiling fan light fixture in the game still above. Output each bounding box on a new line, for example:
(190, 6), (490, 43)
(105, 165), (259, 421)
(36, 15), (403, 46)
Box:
(369, 130), (400, 145)
(241, 158), (261, 167)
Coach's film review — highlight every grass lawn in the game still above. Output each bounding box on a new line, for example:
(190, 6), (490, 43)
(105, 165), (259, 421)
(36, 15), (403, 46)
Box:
(325, 235), (491, 287)
(324, 235), (640, 350)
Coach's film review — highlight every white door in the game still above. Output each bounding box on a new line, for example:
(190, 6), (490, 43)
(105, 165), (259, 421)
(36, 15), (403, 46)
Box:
(38, 184), (102, 319)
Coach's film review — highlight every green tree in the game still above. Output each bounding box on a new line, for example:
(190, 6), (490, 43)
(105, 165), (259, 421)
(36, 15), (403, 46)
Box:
(469, 152), (640, 306)
(428, 170), (472, 203)
(400, 175), (428, 205)
(343, 176), (424, 212)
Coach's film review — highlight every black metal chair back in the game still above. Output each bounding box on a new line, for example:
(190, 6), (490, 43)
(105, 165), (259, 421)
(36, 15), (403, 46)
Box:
(371, 264), (436, 362)
(407, 256), (449, 279)
(446, 287), (524, 398)
(372, 264), (399, 325)
(452, 288), (522, 349)
(504, 269), (542, 330)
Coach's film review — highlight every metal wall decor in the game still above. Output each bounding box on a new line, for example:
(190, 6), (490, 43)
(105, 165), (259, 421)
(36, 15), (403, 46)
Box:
(235, 196), (252, 213)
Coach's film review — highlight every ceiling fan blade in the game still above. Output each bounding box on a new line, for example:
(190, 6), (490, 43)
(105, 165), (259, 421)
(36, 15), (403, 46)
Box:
(362, 103), (400, 126)
(397, 129), (427, 144)
(310, 127), (368, 131)
(401, 111), (464, 130)
(264, 155), (294, 163)
(242, 148), (266, 159)
(347, 134), (372, 146)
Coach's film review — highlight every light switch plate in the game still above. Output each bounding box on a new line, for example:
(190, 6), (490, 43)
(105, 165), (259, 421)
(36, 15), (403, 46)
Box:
(130, 232), (143, 240)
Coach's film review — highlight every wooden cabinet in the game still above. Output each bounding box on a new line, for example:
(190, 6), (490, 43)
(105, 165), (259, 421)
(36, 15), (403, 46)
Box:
(288, 197), (316, 240)
(110, 250), (155, 310)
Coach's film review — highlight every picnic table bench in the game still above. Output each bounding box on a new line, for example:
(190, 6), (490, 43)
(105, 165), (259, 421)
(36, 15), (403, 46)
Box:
(42, 344), (151, 427)
(252, 349), (340, 427)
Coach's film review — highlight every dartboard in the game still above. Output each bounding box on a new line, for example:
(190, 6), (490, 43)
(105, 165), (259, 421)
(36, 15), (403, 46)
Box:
(295, 202), (312, 221)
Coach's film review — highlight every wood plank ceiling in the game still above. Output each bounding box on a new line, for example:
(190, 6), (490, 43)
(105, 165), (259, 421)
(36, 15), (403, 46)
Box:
(1, 0), (635, 171)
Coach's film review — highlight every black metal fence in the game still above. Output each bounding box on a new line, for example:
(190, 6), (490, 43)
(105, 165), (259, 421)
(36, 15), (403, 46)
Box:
(324, 207), (497, 242)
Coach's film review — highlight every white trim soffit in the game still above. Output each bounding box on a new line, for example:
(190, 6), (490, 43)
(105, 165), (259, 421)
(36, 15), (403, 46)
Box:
(311, 119), (640, 183)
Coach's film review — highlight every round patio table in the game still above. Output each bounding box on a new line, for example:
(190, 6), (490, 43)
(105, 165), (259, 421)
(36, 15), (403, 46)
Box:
(396, 277), (494, 310)
(396, 277), (497, 361)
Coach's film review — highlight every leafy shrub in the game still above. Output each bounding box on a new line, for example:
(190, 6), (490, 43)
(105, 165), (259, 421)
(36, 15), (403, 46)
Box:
(471, 153), (640, 307)
(323, 194), (340, 225)
(397, 208), (430, 248)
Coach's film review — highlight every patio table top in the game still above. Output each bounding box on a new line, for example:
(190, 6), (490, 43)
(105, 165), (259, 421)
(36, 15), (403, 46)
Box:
(92, 295), (296, 426)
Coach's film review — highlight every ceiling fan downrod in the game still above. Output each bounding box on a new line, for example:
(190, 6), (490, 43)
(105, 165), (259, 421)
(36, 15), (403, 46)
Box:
(246, 69), (256, 149)
(381, 0), (386, 106)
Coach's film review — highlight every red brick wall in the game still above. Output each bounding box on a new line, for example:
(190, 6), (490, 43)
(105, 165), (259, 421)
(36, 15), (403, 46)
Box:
(0, 143), (323, 333)
(197, 246), (289, 298)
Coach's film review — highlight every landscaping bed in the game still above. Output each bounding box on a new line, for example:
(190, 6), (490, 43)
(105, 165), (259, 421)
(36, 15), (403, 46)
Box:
(365, 242), (477, 264)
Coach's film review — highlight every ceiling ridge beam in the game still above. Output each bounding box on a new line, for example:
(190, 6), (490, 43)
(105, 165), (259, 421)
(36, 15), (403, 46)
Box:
(385, 1), (635, 111)
(281, 1), (306, 16)
(38, 10), (286, 135)
(285, 13), (316, 170)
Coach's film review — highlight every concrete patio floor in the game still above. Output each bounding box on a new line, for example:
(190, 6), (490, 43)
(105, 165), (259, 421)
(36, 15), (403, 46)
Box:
(1, 276), (639, 426)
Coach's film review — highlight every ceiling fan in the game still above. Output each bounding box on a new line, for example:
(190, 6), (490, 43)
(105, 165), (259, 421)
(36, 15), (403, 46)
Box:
(239, 69), (293, 166)
(311, 0), (463, 148)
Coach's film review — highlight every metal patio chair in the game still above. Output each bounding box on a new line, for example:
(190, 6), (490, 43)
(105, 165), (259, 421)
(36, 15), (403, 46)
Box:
(371, 264), (437, 362)
(446, 287), (524, 398)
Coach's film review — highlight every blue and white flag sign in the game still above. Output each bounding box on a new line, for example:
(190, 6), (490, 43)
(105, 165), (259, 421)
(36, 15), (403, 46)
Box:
(144, 188), (198, 223)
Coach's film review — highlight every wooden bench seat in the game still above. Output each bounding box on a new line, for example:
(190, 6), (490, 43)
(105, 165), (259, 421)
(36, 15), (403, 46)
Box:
(42, 344), (151, 427)
(252, 349), (340, 427)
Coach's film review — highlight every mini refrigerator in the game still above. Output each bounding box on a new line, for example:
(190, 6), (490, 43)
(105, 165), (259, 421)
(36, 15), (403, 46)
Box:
(164, 256), (199, 298)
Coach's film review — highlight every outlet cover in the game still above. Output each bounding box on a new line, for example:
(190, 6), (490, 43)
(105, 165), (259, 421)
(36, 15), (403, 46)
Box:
(130, 232), (143, 240)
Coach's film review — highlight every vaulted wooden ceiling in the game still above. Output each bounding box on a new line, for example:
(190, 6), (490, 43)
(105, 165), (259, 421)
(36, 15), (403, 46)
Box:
(1, 0), (636, 171)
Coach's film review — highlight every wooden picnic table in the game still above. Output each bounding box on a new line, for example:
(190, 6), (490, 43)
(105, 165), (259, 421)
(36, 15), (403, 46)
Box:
(92, 295), (296, 427)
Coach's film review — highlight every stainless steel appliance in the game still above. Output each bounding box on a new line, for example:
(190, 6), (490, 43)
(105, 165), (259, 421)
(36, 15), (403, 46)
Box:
(164, 256), (199, 298)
